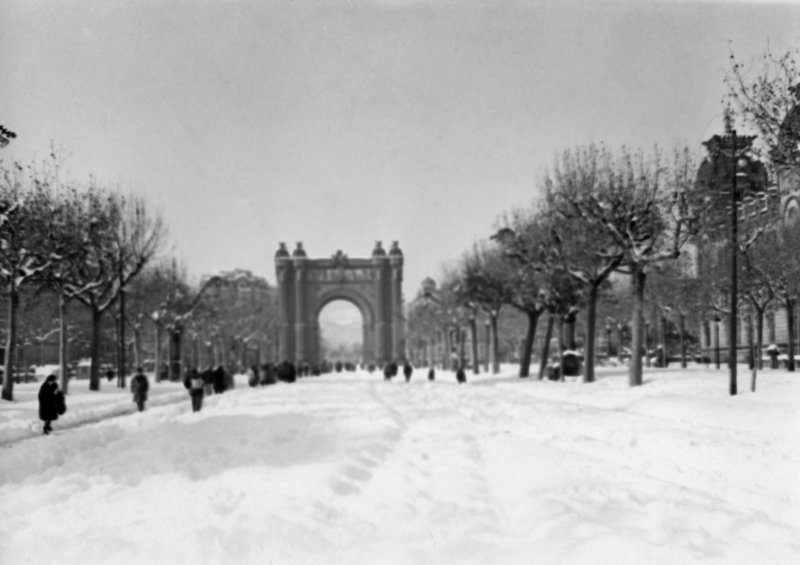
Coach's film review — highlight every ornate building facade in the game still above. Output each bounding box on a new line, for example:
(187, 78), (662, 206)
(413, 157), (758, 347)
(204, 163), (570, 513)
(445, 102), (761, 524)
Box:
(697, 106), (800, 362)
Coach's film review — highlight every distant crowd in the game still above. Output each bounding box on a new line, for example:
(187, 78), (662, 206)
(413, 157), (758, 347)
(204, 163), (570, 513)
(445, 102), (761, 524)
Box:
(37, 359), (469, 435)
(243, 359), (467, 387)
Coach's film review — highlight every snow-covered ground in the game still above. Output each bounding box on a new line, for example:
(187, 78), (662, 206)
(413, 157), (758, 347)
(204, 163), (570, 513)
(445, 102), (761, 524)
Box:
(1, 365), (798, 565)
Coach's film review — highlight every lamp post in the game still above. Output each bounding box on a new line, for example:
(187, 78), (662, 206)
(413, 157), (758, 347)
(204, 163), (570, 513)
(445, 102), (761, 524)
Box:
(729, 129), (739, 395)
(605, 322), (612, 359)
(714, 315), (721, 369)
(727, 129), (753, 395)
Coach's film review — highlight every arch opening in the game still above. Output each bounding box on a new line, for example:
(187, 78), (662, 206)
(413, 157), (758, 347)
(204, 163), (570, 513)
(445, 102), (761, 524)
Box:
(318, 300), (364, 365)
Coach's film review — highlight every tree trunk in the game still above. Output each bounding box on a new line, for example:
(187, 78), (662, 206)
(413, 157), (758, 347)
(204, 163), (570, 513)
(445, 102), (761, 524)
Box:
(132, 325), (142, 370)
(565, 317), (576, 350)
(154, 322), (162, 381)
(584, 285), (599, 383)
(89, 307), (102, 391)
(558, 316), (565, 382)
(629, 265), (646, 387)
(117, 288), (126, 389)
(752, 309), (761, 393)
(483, 322), (490, 372)
(1, 282), (17, 401)
(679, 313), (687, 368)
(490, 314), (500, 374)
(756, 309), (764, 372)
(59, 293), (69, 394)
(469, 317), (479, 375)
(170, 325), (183, 381)
(746, 313), (754, 370)
(443, 326), (452, 371)
(519, 310), (539, 378)
(786, 299), (796, 372)
(538, 314), (554, 380)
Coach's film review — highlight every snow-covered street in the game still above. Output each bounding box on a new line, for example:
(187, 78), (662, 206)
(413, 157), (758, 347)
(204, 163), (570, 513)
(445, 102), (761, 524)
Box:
(1, 366), (798, 565)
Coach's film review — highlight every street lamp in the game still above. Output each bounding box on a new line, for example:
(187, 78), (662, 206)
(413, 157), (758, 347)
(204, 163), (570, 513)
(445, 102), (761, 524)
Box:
(728, 130), (751, 396)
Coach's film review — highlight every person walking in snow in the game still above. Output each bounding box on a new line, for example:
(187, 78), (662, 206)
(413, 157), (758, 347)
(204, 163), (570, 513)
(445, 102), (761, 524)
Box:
(184, 367), (205, 412)
(130, 367), (149, 412)
(38, 374), (64, 435)
(428, 367), (435, 381)
(456, 365), (467, 385)
(403, 361), (413, 382)
(213, 365), (227, 394)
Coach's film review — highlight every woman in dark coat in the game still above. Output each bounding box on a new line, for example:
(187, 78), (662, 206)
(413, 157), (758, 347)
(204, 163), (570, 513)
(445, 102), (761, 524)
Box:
(403, 362), (413, 382)
(130, 367), (149, 412)
(184, 368), (205, 412)
(38, 375), (62, 434)
(213, 366), (227, 394)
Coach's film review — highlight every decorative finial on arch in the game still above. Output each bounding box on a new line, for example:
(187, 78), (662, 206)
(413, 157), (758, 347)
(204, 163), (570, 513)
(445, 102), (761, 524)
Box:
(372, 241), (386, 257)
(292, 242), (307, 258)
(389, 240), (403, 257)
(275, 242), (290, 258)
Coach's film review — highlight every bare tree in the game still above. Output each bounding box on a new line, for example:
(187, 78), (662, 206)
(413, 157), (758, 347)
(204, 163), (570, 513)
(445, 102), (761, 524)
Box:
(451, 241), (511, 374)
(1, 161), (63, 401)
(770, 219), (800, 371)
(726, 43), (800, 169)
(71, 190), (166, 391)
(493, 210), (548, 378)
(557, 145), (700, 386)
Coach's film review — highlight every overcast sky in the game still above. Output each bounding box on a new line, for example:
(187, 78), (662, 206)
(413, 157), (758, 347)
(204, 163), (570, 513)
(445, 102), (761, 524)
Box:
(2, 0), (798, 300)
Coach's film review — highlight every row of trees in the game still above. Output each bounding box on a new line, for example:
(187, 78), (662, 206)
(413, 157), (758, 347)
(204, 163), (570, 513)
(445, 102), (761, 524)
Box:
(407, 43), (800, 393)
(1, 155), (165, 400)
(409, 145), (702, 387)
(1, 153), (279, 402)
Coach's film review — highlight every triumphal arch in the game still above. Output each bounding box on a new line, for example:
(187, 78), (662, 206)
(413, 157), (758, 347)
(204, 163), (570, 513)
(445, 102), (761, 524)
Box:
(274, 241), (405, 366)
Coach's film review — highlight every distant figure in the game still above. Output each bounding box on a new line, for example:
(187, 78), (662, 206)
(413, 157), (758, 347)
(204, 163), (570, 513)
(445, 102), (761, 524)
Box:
(213, 366), (227, 394)
(38, 375), (64, 435)
(383, 363), (393, 381)
(456, 366), (467, 385)
(277, 361), (296, 383)
(403, 362), (413, 382)
(184, 368), (205, 412)
(105, 368), (115, 383)
(428, 367), (435, 381)
(130, 367), (150, 412)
